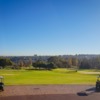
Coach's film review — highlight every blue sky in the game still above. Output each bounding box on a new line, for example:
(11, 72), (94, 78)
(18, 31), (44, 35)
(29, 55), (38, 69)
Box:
(0, 0), (100, 56)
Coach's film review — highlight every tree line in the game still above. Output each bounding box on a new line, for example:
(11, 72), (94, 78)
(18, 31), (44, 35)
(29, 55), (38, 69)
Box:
(1, 56), (100, 69)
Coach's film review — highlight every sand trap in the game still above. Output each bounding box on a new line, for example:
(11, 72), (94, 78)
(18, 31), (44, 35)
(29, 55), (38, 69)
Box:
(78, 71), (100, 74)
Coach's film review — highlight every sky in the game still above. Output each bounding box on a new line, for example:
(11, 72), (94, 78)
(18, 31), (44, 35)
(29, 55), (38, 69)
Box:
(0, 0), (100, 56)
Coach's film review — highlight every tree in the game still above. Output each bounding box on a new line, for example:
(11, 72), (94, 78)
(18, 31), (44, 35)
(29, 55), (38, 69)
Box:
(72, 58), (78, 66)
(67, 57), (72, 68)
(0, 58), (13, 68)
(48, 56), (68, 68)
(32, 61), (46, 69)
(18, 60), (24, 67)
(28, 58), (32, 67)
(46, 63), (56, 70)
(32, 61), (56, 70)
(32, 62), (38, 69)
(79, 58), (91, 69)
(24, 58), (32, 67)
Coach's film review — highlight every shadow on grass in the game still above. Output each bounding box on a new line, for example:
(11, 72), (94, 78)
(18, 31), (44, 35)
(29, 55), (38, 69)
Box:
(25, 69), (52, 71)
(66, 70), (77, 73)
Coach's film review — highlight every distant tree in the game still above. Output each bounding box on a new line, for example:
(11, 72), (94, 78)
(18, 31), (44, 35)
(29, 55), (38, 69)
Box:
(60, 58), (68, 68)
(32, 62), (38, 69)
(32, 61), (46, 69)
(25, 58), (32, 67)
(67, 57), (72, 68)
(29, 58), (32, 67)
(48, 56), (58, 63)
(18, 60), (24, 67)
(79, 58), (91, 69)
(48, 56), (68, 68)
(72, 57), (79, 69)
(72, 58), (78, 66)
(46, 63), (56, 70)
(32, 61), (56, 70)
(90, 57), (100, 69)
(0, 58), (13, 68)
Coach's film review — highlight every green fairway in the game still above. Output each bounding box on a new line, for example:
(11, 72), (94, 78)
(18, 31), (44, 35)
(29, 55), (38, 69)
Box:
(0, 69), (99, 85)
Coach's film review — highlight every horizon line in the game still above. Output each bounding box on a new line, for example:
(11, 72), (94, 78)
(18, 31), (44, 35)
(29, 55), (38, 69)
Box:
(0, 54), (100, 57)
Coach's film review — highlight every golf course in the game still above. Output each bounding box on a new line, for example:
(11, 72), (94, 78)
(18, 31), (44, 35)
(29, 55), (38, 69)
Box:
(0, 68), (99, 85)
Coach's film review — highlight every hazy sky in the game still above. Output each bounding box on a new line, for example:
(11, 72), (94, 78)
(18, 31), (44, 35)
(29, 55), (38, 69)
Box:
(0, 0), (100, 56)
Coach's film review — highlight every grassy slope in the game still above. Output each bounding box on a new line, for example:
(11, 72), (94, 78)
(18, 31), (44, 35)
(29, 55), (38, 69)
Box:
(0, 69), (98, 85)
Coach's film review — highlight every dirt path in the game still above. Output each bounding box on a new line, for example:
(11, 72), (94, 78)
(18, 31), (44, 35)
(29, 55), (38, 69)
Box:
(0, 94), (100, 100)
(0, 85), (100, 100)
(0, 85), (95, 96)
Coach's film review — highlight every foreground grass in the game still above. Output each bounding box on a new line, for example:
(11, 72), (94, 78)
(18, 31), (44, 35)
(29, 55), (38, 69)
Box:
(0, 69), (99, 85)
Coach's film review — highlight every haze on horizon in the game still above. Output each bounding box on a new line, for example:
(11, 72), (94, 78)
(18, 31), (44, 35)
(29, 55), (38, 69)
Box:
(0, 0), (100, 56)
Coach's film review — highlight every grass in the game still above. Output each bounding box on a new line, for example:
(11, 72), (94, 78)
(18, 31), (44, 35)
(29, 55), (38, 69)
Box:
(0, 69), (99, 85)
